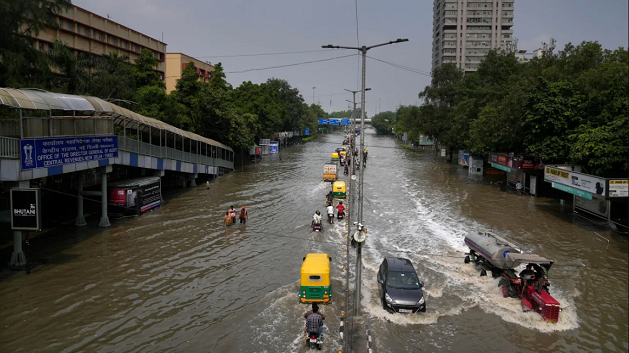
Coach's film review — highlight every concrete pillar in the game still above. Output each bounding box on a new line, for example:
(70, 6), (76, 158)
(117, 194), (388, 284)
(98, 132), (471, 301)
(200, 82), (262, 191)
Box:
(76, 171), (87, 226)
(98, 166), (112, 228)
(189, 173), (198, 187)
(10, 231), (26, 267)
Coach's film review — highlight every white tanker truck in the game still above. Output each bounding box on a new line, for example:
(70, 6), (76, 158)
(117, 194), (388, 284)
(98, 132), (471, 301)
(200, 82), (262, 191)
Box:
(464, 231), (561, 323)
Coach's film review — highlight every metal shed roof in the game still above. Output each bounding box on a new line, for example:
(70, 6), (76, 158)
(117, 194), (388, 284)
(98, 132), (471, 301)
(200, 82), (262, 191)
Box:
(0, 88), (232, 151)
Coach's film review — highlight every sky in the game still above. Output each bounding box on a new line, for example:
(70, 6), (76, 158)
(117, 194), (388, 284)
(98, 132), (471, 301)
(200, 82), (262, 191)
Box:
(73, 0), (628, 116)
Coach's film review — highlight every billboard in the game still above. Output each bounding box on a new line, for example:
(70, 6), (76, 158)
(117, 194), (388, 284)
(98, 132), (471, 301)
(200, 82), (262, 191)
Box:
(458, 152), (469, 166)
(488, 152), (513, 172)
(544, 166), (606, 199)
(11, 188), (42, 231)
(608, 180), (628, 198)
(20, 136), (118, 170)
(318, 119), (328, 125)
(329, 119), (340, 125)
(269, 142), (279, 153)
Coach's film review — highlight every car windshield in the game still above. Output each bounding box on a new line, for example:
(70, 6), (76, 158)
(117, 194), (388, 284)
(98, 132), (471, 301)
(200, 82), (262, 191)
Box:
(387, 271), (420, 289)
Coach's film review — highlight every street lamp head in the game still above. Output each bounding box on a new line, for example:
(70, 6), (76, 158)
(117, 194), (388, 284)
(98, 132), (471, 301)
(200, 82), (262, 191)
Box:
(322, 45), (335, 48)
(365, 88), (371, 91)
(396, 38), (409, 43)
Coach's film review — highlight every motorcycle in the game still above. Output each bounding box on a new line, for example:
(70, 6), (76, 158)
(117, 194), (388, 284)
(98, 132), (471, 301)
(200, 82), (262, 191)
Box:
(337, 211), (345, 220)
(312, 222), (322, 232)
(343, 168), (349, 175)
(327, 213), (334, 224)
(306, 332), (322, 350)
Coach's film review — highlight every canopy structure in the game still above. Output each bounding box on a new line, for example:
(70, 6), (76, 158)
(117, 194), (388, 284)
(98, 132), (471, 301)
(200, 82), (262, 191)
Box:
(0, 88), (232, 152)
(504, 253), (554, 269)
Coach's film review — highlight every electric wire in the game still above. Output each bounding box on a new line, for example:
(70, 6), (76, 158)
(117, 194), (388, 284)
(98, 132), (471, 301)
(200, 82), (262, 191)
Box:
(367, 55), (432, 76)
(191, 49), (344, 59)
(226, 54), (358, 74)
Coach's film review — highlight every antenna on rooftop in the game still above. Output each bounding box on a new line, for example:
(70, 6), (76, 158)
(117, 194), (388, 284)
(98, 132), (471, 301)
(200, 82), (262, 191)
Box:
(549, 38), (556, 54)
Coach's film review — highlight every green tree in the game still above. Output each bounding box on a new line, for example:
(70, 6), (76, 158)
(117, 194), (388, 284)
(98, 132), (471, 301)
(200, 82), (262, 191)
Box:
(371, 111), (396, 135)
(0, 0), (72, 87)
(47, 39), (99, 94)
(130, 48), (164, 89)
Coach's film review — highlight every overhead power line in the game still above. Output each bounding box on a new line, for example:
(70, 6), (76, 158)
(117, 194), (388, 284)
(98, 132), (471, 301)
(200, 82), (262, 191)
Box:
(367, 55), (432, 77)
(191, 49), (343, 59)
(226, 54), (358, 74)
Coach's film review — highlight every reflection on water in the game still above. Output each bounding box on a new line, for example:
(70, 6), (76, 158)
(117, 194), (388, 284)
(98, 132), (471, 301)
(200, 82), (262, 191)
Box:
(0, 131), (626, 353)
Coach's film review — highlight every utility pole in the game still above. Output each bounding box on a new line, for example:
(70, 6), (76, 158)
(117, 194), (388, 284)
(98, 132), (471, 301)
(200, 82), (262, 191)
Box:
(312, 87), (316, 105)
(325, 38), (408, 317)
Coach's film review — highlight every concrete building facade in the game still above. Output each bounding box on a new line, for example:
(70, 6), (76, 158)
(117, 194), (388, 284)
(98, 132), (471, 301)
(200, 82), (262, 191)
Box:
(31, 4), (167, 79)
(165, 53), (215, 93)
(431, 0), (514, 73)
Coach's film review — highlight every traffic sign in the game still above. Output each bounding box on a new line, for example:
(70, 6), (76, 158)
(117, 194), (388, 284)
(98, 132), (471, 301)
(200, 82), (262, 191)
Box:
(305, 128), (310, 136)
(341, 119), (351, 125)
(318, 119), (328, 125)
(329, 119), (340, 125)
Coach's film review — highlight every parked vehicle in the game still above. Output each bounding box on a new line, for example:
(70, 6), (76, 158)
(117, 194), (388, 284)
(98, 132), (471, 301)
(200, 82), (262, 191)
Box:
(377, 257), (426, 313)
(108, 177), (161, 217)
(323, 163), (337, 182)
(331, 152), (339, 162)
(333, 180), (346, 199)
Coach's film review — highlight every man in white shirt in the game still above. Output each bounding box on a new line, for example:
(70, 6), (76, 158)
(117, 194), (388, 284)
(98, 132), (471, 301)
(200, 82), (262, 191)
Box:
(516, 180), (522, 196)
(326, 204), (334, 224)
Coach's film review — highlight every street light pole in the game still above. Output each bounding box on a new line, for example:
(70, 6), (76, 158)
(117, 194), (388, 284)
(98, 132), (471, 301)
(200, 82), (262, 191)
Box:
(312, 87), (316, 105)
(324, 38), (408, 317)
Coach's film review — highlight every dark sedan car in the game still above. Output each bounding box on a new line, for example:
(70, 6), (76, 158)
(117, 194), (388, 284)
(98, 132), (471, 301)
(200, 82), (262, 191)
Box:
(377, 257), (426, 313)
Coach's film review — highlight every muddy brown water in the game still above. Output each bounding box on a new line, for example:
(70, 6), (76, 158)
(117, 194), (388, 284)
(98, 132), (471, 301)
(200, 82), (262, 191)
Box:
(1, 131), (627, 353)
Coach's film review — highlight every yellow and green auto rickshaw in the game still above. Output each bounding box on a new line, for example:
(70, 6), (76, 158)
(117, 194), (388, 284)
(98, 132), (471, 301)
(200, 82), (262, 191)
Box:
(339, 150), (347, 158)
(300, 253), (332, 303)
(333, 180), (346, 199)
(331, 152), (339, 162)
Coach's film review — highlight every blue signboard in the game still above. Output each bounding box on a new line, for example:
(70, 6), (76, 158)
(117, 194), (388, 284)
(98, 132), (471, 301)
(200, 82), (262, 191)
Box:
(269, 142), (279, 153)
(329, 119), (340, 125)
(318, 119), (328, 125)
(305, 128), (310, 136)
(341, 119), (351, 125)
(20, 136), (118, 170)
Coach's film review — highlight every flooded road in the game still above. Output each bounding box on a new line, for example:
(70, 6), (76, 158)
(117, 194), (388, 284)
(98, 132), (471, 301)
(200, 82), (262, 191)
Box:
(1, 130), (627, 353)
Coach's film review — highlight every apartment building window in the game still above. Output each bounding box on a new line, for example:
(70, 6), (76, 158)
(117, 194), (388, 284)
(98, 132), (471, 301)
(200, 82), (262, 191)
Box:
(502, 10), (513, 16)
(99, 33), (104, 41)
(443, 40), (456, 46)
(113, 37), (117, 46)
(445, 2), (457, 9)
(501, 18), (513, 23)
(467, 10), (492, 16)
(467, 17), (492, 23)
(443, 33), (456, 39)
(467, 2), (492, 7)
(444, 18), (457, 23)
(466, 56), (483, 62)
(501, 33), (512, 38)
(466, 41), (491, 47)
(442, 48), (457, 54)
(502, 2), (514, 7)
(38, 42), (45, 51)
(123, 41), (128, 49)
(59, 19), (63, 28)
(467, 25), (491, 30)
(465, 63), (480, 69)
(48, 46), (54, 56)
(443, 56), (456, 62)
(67, 21), (73, 31)
(467, 33), (491, 38)
(444, 10), (457, 16)
(466, 48), (489, 55)
(84, 27), (89, 37)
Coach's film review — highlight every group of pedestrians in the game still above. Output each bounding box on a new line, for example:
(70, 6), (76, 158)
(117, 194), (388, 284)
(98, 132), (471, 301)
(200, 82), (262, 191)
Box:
(224, 205), (248, 226)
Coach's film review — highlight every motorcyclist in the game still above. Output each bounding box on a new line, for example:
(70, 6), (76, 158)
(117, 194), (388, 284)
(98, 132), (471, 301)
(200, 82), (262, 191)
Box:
(344, 164), (349, 175)
(326, 203), (334, 224)
(336, 201), (345, 219)
(305, 304), (325, 344)
(326, 191), (334, 205)
(363, 148), (368, 165)
(312, 211), (322, 227)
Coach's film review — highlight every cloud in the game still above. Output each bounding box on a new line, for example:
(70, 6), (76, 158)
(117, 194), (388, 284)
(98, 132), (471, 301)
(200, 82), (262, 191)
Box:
(516, 32), (552, 52)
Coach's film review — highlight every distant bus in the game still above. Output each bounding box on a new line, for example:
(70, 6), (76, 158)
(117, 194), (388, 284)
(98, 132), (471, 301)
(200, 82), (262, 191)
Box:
(108, 176), (161, 216)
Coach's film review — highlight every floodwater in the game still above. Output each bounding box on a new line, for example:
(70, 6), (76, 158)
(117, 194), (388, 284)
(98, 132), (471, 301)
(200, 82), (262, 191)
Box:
(1, 130), (627, 353)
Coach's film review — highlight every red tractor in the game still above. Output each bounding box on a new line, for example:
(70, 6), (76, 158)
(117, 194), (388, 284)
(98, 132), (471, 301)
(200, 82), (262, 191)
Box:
(464, 231), (561, 323)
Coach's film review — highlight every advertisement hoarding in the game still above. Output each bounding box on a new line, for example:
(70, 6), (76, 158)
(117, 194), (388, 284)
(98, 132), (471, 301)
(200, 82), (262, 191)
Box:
(269, 142), (279, 153)
(20, 136), (118, 170)
(544, 166), (606, 198)
(575, 193), (609, 218)
(458, 152), (469, 166)
(10, 188), (42, 231)
(608, 180), (628, 198)
(488, 152), (513, 172)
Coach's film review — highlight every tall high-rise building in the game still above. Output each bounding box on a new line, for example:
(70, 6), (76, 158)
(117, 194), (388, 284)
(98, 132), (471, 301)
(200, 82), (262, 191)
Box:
(431, 0), (514, 74)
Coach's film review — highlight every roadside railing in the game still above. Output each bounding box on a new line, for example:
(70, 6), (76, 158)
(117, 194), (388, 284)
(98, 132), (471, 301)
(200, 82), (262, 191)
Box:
(0, 136), (20, 159)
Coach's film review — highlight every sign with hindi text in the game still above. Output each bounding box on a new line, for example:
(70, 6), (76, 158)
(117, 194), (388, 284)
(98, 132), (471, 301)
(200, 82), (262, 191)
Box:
(20, 136), (118, 170)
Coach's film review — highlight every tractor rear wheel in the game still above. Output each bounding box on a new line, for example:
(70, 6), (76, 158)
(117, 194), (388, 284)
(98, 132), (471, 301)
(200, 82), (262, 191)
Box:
(499, 278), (509, 298)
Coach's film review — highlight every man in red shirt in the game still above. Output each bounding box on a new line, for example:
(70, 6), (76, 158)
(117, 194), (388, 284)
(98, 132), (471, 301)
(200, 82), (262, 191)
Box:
(336, 201), (345, 219)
